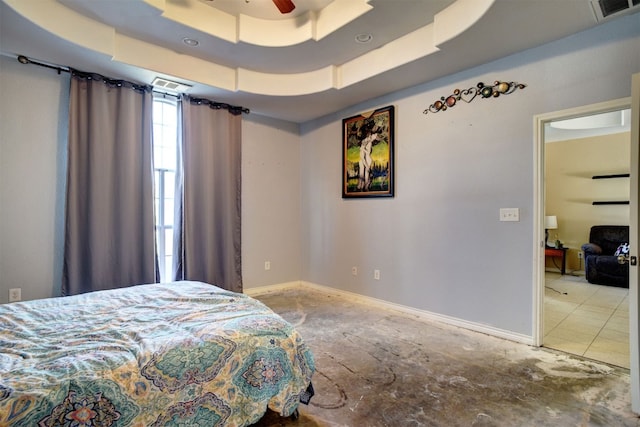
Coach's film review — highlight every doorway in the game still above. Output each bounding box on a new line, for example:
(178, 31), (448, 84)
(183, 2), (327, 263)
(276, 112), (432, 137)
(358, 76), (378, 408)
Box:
(534, 99), (632, 368)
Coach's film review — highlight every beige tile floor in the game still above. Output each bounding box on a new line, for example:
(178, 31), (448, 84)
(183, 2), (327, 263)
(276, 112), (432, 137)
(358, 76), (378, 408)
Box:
(544, 271), (629, 368)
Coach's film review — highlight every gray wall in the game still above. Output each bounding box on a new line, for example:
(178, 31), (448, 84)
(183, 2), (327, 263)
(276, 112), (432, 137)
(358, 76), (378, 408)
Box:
(242, 114), (302, 288)
(1, 13), (639, 341)
(299, 13), (640, 337)
(0, 56), (68, 302)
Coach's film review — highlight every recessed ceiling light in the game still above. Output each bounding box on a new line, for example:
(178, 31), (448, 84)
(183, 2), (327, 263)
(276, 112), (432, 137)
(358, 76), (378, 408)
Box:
(355, 33), (372, 44)
(182, 37), (199, 47)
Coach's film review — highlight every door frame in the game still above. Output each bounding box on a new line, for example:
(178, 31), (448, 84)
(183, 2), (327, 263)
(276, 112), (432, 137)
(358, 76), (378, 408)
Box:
(534, 74), (640, 413)
(630, 72), (640, 412)
(533, 97), (631, 343)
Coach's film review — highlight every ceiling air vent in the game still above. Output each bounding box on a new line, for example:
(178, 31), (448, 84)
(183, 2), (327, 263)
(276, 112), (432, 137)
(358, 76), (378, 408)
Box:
(151, 77), (192, 93)
(592, 0), (640, 21)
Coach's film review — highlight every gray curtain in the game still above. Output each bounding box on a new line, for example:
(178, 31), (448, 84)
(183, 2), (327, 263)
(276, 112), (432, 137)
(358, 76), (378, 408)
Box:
(62, 71), (156, 295)
(174, 96), (242, 293)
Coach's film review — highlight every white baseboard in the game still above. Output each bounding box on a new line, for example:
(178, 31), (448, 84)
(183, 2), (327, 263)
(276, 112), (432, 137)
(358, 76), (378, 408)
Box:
(243, 281), (302, 297)
(245, 281), (534, 346)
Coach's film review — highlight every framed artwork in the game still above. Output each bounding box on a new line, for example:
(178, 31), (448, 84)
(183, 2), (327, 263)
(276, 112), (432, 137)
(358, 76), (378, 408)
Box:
(342, 105), (395, 198)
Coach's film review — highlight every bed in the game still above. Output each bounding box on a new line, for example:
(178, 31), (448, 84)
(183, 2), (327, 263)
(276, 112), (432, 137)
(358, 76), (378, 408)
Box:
(0, 281), (315, 426)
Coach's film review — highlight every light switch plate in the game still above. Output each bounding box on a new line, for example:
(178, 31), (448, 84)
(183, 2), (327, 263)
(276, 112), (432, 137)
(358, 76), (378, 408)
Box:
(499, 208), (520, 222)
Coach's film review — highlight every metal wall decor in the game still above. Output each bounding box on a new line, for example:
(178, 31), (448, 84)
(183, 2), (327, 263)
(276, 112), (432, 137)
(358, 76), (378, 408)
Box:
(423, 81), (526, 115)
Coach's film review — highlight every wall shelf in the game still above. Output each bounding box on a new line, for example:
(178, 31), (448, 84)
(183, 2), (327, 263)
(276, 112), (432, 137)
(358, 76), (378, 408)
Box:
(592, 201), (629, 205)
(592, 173), (630, 179)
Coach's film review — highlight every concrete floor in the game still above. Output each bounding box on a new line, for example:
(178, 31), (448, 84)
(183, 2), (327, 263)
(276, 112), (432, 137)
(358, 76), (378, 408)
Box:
(252, 287), (639, 427)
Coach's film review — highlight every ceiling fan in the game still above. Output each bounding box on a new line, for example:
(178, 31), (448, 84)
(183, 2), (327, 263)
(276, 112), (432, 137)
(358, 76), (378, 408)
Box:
(207, 0), (295, 15)
(272, 0), (296, 14)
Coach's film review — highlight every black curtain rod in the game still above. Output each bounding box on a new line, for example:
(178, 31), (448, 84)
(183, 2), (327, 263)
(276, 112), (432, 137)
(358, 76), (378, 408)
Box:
(16, 54), (249, 114)
(154, 91), (180, 99)
(185, 95), (250, 115)
(17, 55), (70, 74)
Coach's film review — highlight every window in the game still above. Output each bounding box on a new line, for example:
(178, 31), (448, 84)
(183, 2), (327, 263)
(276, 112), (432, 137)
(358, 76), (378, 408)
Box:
(152, 96), (178, 282)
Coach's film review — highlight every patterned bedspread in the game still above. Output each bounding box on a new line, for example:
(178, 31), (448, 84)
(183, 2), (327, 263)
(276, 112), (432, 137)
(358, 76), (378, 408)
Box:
(0, 281), (314, 426)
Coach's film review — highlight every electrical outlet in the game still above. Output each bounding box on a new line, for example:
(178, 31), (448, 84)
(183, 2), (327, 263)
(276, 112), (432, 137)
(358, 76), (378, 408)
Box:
(578, 252), (583, 259)
(374, 270), (380, 280)
(9, 288), (21, 302)
(264, 261), (271, 271)
(352, 266), (358, 276)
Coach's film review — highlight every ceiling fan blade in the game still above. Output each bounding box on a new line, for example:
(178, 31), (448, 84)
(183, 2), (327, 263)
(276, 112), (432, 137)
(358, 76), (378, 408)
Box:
(272, 0), (295, 14)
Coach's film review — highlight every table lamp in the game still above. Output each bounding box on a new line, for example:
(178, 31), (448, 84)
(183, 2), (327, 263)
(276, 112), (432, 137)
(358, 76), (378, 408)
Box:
(544, 215), (558, 247)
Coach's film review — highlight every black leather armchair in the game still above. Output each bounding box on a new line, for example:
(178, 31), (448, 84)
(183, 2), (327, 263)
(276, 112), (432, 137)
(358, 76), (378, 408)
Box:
(581, 225), (629, 288)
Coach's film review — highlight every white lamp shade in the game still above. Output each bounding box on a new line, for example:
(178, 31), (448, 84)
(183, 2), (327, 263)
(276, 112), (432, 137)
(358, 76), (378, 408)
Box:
(544, 215), (558, 229)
